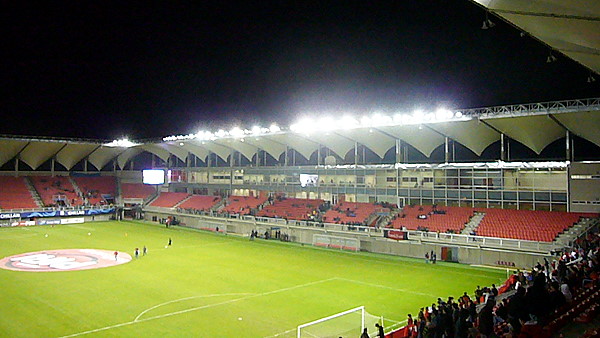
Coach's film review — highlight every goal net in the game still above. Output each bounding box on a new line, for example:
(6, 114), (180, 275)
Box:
(312, 234), (360, 252)
(297, 306), (382, 338)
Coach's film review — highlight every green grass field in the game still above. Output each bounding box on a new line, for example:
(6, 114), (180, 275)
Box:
(0, 221), (506, 337)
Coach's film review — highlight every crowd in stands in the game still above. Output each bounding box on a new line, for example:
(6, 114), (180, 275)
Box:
(402, 228), (600, 338)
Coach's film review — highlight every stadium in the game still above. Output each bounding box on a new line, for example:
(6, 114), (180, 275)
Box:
(2, 1), (600, 338)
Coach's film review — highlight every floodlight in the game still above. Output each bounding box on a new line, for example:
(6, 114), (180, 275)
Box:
(269, 124), (280, 133)
(454, 111), (463, 118)
(179, 142), (184, 146)
(340, 116), (358, 130)
(215, 129), (227, 138)
(251, 126), (261, 135)
(435, 108), (452, 121)
(105, 138), (138, 148)
(360, 116), (372, 126)
(229, 127), (244, 137)
(318, 117), (335, 131)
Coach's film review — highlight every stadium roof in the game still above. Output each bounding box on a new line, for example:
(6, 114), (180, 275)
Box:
(473, 0), (600, 75)
(1, 98), (599, 170)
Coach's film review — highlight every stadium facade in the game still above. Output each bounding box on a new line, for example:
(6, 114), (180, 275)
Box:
(1, 98), (599, 213)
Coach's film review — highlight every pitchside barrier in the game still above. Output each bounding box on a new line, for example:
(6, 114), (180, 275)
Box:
(142, 210), (555, 267)
(297, 306), (382, 338)
(312, 234), (360, 251)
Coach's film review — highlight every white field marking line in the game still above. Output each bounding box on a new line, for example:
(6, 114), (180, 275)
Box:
(58, 278), (337, 338)
(471, 264), (513, 271)
(264, 327), (297, 338)
(134, 293), (255, 321)
(334, 277), (438, 298)
(152, 241), (233, 251)
(264, 313), (407, 338)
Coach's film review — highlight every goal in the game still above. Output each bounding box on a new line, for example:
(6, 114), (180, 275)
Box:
(297, 306), (381, 338)
(312, 234), (360, 252)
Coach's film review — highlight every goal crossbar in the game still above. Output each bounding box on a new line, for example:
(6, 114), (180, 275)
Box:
(297, 306), (365, 338)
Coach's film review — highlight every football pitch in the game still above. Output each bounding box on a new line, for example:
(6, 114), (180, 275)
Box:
(0, 221), (506, 337)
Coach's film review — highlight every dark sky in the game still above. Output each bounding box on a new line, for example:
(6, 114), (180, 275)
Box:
(2, 1), (599, 140)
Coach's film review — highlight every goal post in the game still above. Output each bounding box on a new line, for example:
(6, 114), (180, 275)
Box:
(297, 306), (382, 338)
(312, 234), (360, 252)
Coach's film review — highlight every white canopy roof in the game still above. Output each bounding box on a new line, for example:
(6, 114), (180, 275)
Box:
(1, 98), (598, 169)
(473, 0), (600, 74)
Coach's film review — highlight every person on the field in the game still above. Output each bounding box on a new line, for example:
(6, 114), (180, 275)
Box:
(375, 323), (384, 337)
(143, 246), (147, 256)
(360, 327), (370, 338)
(168, 238), (172, 246)
(134, 248), (139, 258)
(114, 251), (118, 261)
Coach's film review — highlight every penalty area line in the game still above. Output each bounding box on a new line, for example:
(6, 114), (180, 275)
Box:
(57, 278), (337, 338)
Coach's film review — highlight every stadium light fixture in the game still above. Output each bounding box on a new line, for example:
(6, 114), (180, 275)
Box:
(340, 116), (359, 130)
(481, 12), (495, 30)
(251, 126), (261, 135)
(588, 74), (596, 83)
(412, 109), (424, 121)
(269, 124), (281, 133)
(105, 138), (139, 148)
(229, 127), (244, 138)
(435, 108), (453, 121)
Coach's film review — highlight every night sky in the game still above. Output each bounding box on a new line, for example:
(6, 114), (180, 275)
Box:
(2, 1), (599, 141)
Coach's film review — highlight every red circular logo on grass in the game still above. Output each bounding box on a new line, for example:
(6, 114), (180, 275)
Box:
(0, 249), (132, 272)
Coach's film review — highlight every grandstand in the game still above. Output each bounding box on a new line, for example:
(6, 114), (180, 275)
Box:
(221, 195), (268, 215)
(121, 183), (156, 200)
(390, 205), (474, 233)
(1, 1), (599, 336)
(473, 209), (594, 242)
(178, 195), (221, 211)
(0, 177), (38, 210)
(257, 197), (324, 220)
(149, 192), (190, 208)
(72, 176), (116, 205)
(29, 176), (81, 207)
(322, 201), (382, 225)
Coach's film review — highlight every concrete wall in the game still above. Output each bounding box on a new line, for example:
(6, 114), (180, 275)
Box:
(144, 210), (548, 269)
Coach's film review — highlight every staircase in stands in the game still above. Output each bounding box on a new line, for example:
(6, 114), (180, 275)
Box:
(67, 177), (83, 200)
(24, 177), (44, 208)
(174, 195), (193, 208)
(554, 217), (599, 245)
(461, 212), (485, 235)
